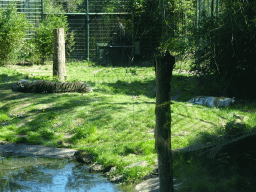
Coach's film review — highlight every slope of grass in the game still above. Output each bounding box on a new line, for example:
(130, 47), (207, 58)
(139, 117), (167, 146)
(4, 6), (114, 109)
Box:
(0, 61), (256, 187)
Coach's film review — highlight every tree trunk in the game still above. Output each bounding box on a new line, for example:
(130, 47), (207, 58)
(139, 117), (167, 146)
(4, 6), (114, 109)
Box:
(53, 28), (66, 82)
(155, 51), (175, 192)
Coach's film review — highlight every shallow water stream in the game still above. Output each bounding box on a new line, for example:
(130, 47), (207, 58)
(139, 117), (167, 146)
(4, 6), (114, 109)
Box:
(0, 156), (124, 192)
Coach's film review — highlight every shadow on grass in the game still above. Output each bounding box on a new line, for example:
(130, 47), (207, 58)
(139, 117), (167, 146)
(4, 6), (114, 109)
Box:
(174, 128), (256, 192)
(93, 72), (202, 100)
(172, 97), (256, 191)
(96, 79), (156, 98)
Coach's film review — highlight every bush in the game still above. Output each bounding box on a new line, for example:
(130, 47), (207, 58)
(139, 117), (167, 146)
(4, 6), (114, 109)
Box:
(35, 14), (68, 64)
(0, 3), (31, 65)
(17, 39), (40, 65)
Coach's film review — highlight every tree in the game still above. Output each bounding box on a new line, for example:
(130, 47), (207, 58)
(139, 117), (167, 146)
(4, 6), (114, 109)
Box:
(155, 51), (175, 192)
(0, 3), (31, 65)
(34, 14), (68, 64)
(191, 0), (256, 99)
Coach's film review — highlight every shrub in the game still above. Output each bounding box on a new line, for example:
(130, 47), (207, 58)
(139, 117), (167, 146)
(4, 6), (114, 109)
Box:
(34, 14), (68, 64)
(17, 39), (40, 65)
(0, 3), (31, 65)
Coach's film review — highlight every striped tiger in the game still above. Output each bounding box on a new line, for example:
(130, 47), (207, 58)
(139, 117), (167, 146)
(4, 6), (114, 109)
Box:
(12, 80), (93, 93)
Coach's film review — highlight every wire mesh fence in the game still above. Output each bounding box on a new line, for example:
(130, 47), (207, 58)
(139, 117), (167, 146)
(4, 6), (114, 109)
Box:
(0, 0), (42, 39)
(0, 0), (225, 64)
(44, 0), (134, 62)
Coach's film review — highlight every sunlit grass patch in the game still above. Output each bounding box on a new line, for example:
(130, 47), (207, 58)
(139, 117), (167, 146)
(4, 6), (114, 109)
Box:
(0, 111), (10, 122)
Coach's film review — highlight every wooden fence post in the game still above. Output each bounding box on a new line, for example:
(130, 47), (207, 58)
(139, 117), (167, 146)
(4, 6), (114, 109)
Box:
(155, 51), (175, 192)
(53, 28), (66, 82)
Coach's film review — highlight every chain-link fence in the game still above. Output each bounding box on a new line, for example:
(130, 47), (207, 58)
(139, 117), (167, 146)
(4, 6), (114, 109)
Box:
(0, 0), (224, 64)
(44, 0), (134, 62)
(0, 0), (42, 39)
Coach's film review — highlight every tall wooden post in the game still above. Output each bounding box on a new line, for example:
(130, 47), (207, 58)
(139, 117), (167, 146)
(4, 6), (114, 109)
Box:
(155, 51), (175, 192)
(53, 28), (66, 82)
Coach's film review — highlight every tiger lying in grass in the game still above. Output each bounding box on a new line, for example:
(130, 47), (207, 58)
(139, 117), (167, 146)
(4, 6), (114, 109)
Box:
(12, 80), (93, 93)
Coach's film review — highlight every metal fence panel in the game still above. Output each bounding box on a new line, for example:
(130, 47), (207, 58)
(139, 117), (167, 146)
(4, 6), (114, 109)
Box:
(0, 0), (42, 39)
(44, 0), (133, 62)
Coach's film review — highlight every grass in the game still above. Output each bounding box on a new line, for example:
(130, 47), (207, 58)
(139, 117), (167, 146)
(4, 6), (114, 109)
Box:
(0, 60), (256, 189)
(173, 154), (256, 192)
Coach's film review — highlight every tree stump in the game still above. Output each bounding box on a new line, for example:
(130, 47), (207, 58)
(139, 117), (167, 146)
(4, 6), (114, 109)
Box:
(53, 28), (66, 82)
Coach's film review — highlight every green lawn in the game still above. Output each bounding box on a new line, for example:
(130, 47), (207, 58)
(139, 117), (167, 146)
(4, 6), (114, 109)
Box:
(0, 61), (256, 188)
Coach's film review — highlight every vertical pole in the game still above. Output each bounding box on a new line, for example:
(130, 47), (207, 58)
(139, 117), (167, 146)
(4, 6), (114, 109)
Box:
(87, 0), (89, 61)
(53, 28), (66, 82)
(154, 2), (175, 192)
(199, 0), (201, 20)
(216, 0), (218, 17)
(155, 51), (175, 192)
(211, 0), (214, 17)
(41, 0), (43, 20)
(208, 0), (209, 15)
(162, 0), (164, 37)
(196, 0), (198, 27)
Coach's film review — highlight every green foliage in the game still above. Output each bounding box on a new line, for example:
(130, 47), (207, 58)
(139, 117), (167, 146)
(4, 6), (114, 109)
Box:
(123, 166), (151, 183)
(5, 134), (16, 142)
(133, 0), (196, 61)
(69, 123), (97, 143)
(224, 120), (248, 136)
(39, 128), (55, 139)
(132, 0), (164, 58)
(0, 3), (31, 65)
(191, 0), (256, 99)
(0, 111), (9, 122)
(27, 131), (43, 144)
(44, 0), (85, 13)
(163, 0), (196, 56)
(66, 31), (76, 60)
(17, 39), (39, 64)
(16, 137), (29, 144)
(34, 14), (68, 64)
